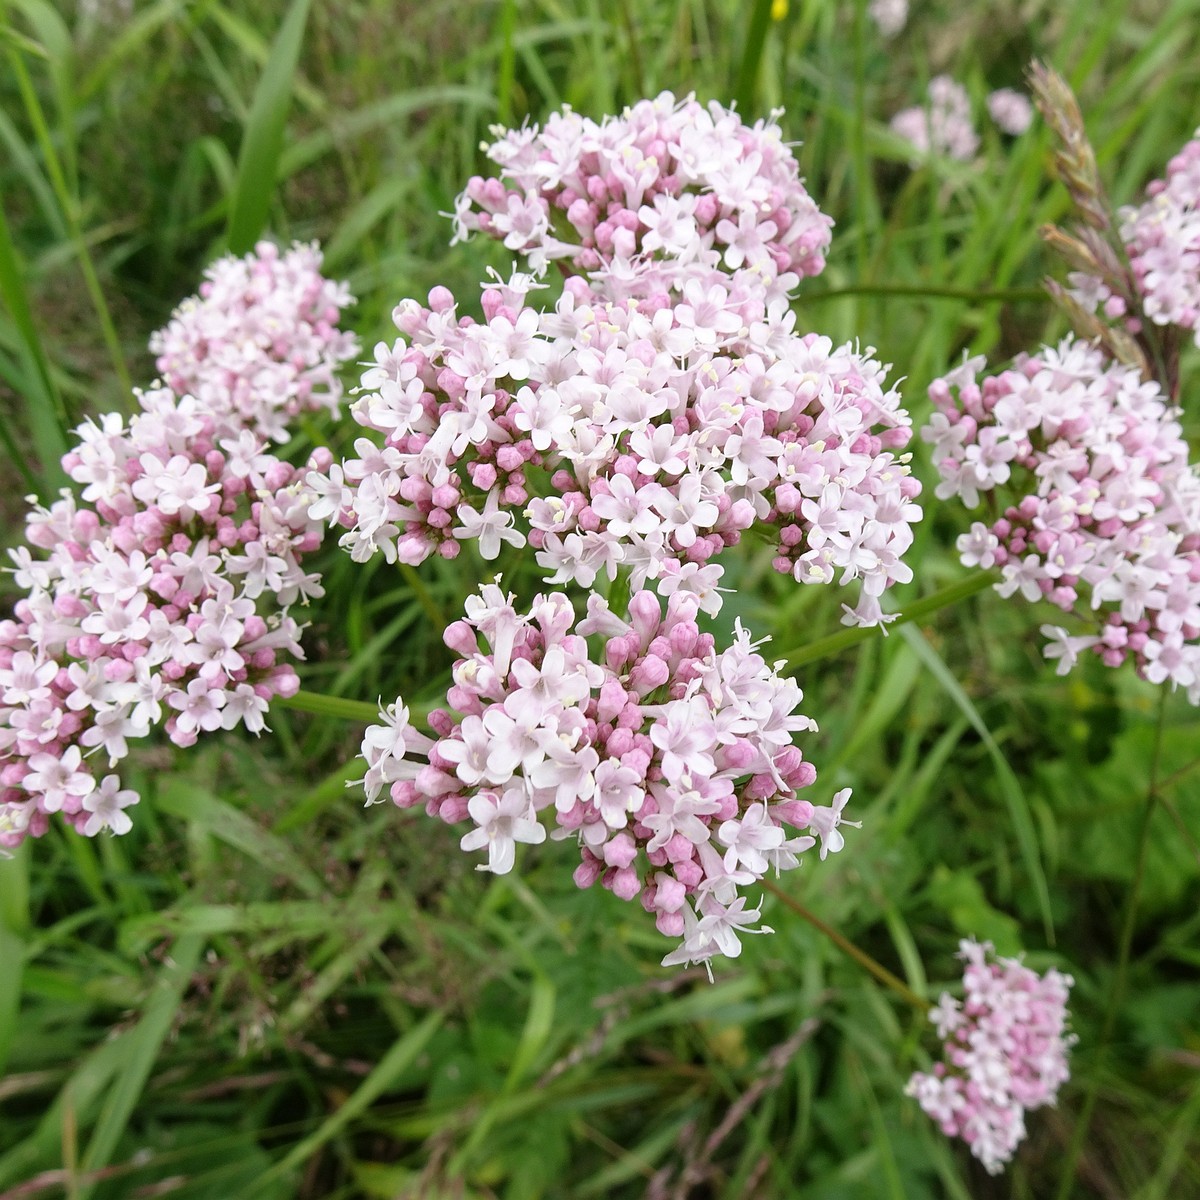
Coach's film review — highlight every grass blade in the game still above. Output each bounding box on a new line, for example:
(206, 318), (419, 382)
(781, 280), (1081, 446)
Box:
(733, 0), (774, 114)
(255, 1011), (444, 1190)
(77, 934), (204, 1197)
(0, 202), (69, 493)
(0, 845), (29, 1076)
(155, 778), (325, 898)
(225, 0), (312, 254)
(899, 625), (1055, 943)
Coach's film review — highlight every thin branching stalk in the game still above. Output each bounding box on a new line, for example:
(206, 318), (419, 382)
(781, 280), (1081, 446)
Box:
(781, 570), (1000, 670)
(763, 879), (929, 1014)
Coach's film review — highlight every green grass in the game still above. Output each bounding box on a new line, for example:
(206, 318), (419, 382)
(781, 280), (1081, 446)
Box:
(1, 0), (1200, 1196)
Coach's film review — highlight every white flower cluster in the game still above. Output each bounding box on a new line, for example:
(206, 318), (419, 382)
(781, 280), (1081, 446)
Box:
(342, 92), (925, 969)
(150, 240), (359, 441)
(452, 90), (833, 298)
(907, 939), (1075, 1175)
(1063, 128), (1200, 351)
(359, 583), (856, 971)
(2, 243), (358, 848)
(318, 275), (920, 627)
(924, 336), (1200, 699)
(891, 78), (1033, 164)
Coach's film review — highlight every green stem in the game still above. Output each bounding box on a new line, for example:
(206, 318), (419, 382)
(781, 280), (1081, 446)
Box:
(1054, 692), (1168, 1200)
(615, 0), (645, 97)
(606, 569), (631, 622)
(278, 690), (438, 727)
(733, 0), (774, 115)
(763, 880), (929, 1014)
(277, 690), (382, 723)
(495, 0), (518, 126)
(399, 564), (447, 630)
(851, 0), (868, 282)
(1155, 753), (1200, 795)
(801, 284), (1046, 304)
(780, 570), (1000, 671)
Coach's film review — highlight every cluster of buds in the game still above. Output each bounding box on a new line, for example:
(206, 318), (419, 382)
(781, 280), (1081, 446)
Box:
(451, 91), (833, 301)
(906, 939), (1075, 1175)
(340, 93), (923, 966)
(1067, 127), (1200, 352)
(923, 337), (1200, 700)
(150, 240), (359, 442)
(318, 273), (920, 627)
(1, 244), (359, 848)
(360, 583), (856, 970)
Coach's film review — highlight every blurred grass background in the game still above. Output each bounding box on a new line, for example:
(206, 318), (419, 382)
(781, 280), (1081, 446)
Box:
(1, 0), (1199, 1196)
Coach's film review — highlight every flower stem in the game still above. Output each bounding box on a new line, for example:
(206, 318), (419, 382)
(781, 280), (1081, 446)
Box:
(802, 284), (1046, 304)
(1054, 692), (1168, 1200)
(779, 570), (1000, 670)
(763, 880), (929, 1014)
(277, 690), (382, 723)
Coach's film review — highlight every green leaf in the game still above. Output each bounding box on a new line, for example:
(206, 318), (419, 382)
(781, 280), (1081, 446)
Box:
(0, 927), (25, 1076)
(154, 778), (324, 898)
(900, 625), (1055, 943)
(927, 866), (1022, 955)
(76, 935), (204, 1196)
(225, 0), (312, 254)
(0, 203), (69, 493)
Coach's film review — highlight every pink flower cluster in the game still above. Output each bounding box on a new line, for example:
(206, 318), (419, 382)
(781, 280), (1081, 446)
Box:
(890, 77), (980, 163)
(451, 91), (833, 299)
(923, 336), (1200, 699)
(891, 80), (1033, 163)
(318, 274), (920, 626)
(150, 240), (359, 442)
(1, 245), (359, 849)
(360, 583), (856, 969)
(986, 89), (1034, 137)
(1071, 128), (1200, 345)
(868, 0), (908, 38)
(906, 938), (1075, 1175)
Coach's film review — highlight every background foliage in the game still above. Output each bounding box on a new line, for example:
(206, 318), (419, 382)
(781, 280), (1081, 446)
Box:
(1, 0), (1199, 1196)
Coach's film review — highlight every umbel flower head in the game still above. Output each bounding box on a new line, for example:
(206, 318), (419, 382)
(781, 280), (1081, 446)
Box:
(923, 336), (1200, 701)
(890, 76), (979, 163)
(358, 582), (857, 972)
(319, 274), (921, 628)
(906, 938), (1076, 1175)
(1063, 126), (1200, 349)
(0, 390), (325, 848)
(151, 239), (359, 442)
(0, 243), (359, 849)
(450, 91), (833, 299)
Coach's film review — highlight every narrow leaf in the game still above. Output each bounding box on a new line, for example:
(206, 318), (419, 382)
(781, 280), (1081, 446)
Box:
(0, 203), (69, 493)
(225, 0), (312, 254)
(77, 934), (204, 1196)
(258, 1012), (443, 1187)
(899, 625), (1055, 942)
